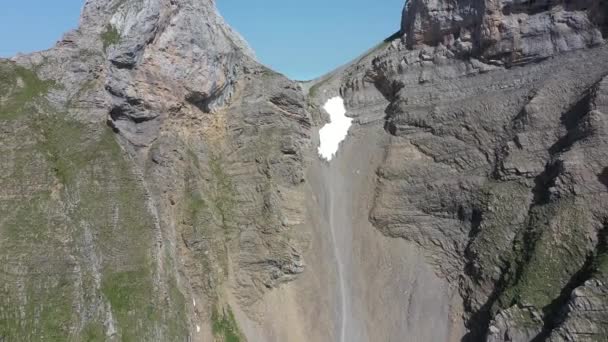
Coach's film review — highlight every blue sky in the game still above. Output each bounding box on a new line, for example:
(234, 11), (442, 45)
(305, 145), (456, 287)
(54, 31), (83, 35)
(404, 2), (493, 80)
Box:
(0, 0), (405, 80)
(217, 0), (405, 80)
(0, 1), (83, 57)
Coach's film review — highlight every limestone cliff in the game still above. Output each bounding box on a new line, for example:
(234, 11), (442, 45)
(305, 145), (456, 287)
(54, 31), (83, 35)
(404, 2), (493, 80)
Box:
(1, 0), (607, 341)
(1, 0), (310, 340)
(332, 0), (608, 340)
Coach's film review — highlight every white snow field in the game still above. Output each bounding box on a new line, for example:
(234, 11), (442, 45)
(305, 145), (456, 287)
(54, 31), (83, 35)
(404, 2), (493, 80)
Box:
(318, 96), (352, 161)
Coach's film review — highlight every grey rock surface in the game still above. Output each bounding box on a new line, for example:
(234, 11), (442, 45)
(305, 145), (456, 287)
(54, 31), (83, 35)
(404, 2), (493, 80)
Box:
(329, 0), (608, 340)
(2, 0), (309, 340)
(402, 0), (607, 65)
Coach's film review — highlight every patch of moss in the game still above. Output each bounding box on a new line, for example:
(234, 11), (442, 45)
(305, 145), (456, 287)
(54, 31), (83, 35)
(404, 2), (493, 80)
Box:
(0, 272), (75, 341)
(188, 190), (208, 227)
(32, 115), (94, 185)
(0, 115), (77, 341)
(82, 322), (105, 341)
(101, 269), (159, 342)
(0, 61), (54, 120)
(0, 108), (187, 340)
(183, 150), (220, 219)
(181, 152), (208, 228)
(510, 307), (543, 329)
(179, 150), (231, 289)
(212, 305), (243, 342)
(209, 155), (236, 233)
(469, 181), (531, 271)
(308, 79), (326, 99)
(2, 192), (52, 242)
(101, 24), (121, 51)
(502, 200), (591, 309)
(165, 275), (189, 339)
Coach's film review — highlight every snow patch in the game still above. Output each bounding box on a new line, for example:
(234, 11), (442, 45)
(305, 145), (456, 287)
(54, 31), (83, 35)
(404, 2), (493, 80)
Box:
(318, 96), (352, 161)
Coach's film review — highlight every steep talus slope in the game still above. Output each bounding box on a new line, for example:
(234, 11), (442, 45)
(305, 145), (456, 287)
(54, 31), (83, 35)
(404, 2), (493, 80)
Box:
(1, 0), (608, 341)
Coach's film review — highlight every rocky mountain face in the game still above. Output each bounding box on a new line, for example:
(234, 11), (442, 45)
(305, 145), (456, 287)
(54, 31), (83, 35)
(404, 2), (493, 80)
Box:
(1, 0), (310, 340)
(0, 0), (607, 341)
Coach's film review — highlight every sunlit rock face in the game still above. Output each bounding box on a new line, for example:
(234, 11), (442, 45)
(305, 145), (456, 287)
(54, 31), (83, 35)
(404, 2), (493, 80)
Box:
(401, 0), (607, 66)
(1, 0), (310, 341)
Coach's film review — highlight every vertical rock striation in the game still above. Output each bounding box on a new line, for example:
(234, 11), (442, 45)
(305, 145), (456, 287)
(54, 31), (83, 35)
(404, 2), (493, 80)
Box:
(321, 0), (608, 341)
(2, 0), (310, 341)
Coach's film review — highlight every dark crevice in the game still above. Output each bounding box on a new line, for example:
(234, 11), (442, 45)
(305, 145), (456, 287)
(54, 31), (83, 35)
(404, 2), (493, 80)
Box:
(131, 116), (152, 124)
(474, 83), (602, 337)
(462, 190), (560, 341)
(511, 89), (539, 131)
(465, 79), (597, 341)
(459, 205), (506, 342)
(384, 119), (397, 135)
(109, 104), (158, 124)
(509, 205), (551, 297)
(463, 207), (484, 277)
(373, 78), (404, 136)
(185, 81), (231, 114)
(383, 30), (402, 43)
(110, 49), (141, 69)
(598, 167), (608, 189)
(109, 106), (123, 122)
(470, 0), (487, 55)
(461, 266), (511, 342)
(548, 91), (592, 154)
(185, 91), (214, 114)
(106, 119), (120, 133)
(594, 221), (608, 272)
(372, 77), (403, 103)
(561, 92), (592, 131)
(530, 254), (595, 341)
(464, 205), (554, 340)
(502, 1), (553, 16)
(534, 90), (593, 201)
(601, 1), (608, 37)
(531, 158), (562, 205)
(463, 207), (483, 238)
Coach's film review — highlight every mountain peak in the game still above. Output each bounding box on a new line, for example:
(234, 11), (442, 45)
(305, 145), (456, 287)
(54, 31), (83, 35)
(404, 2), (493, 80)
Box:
(75, 0), (253, 62)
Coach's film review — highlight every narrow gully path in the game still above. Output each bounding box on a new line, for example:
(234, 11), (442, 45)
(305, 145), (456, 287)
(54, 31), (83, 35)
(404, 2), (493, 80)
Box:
(327, 168), (348, 342)
(318, 96), (353, 342)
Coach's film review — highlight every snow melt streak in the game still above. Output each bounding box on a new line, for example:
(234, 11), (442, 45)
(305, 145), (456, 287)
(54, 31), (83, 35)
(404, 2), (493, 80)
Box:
(318, 96), (352, 161)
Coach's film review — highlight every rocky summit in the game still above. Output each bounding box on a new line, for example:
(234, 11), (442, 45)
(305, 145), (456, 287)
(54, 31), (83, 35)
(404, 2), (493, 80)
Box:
(0, 0), (607, 341)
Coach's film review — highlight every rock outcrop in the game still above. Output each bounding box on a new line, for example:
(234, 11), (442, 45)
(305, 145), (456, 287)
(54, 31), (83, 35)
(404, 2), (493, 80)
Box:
(335, 0), (608, 340)
(1, 0), (310, 340)
(402, 0), (607, 65)
(1, 0), (607, 341)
